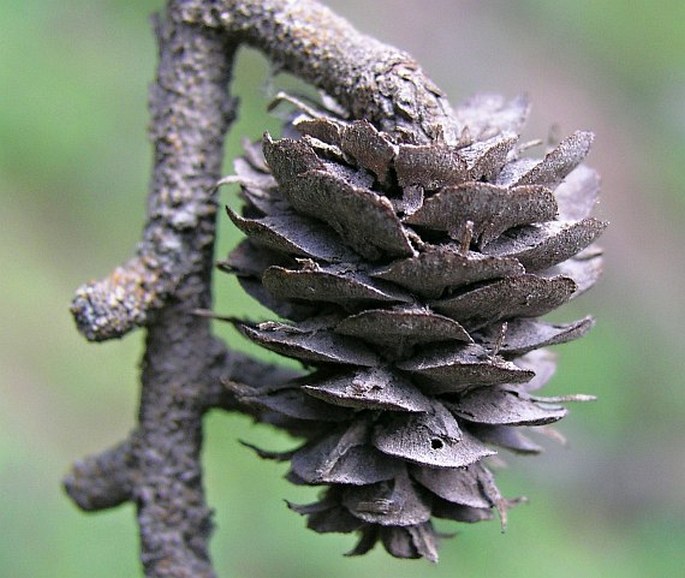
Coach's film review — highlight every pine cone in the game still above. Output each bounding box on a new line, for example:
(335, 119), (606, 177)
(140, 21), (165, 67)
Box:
(220, 92), (605, 561)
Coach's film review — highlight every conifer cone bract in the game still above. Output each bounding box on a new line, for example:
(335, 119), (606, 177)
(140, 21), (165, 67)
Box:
(220, 92), (606, 561)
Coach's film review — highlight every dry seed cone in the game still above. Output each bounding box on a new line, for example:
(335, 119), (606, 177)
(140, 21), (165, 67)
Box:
(220, 93), (605, 561)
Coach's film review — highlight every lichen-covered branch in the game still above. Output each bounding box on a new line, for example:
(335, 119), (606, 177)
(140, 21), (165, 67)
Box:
(184, 0), (459, 143)
(66, 2), (238, 575)
(63, 342), (299, 512)
(64, 438), (135, 510)
(70, 10), (235, 342)
(126, 7), (236, 576)
(65, 0), (464, 576)
(70, 0), (458, 344)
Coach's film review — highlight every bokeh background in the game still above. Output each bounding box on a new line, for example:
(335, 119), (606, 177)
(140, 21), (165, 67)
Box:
(2, 1), (684, 576)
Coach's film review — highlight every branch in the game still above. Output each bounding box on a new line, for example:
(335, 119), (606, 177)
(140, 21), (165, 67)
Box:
(64, 346), (299, 512)
(70, 0), (457, 344)
(185, 0), (459, 142)
(66, 3), (239, 575)
(70, 8), (236, 342)
(65, 1), (458, 576)
(64, 438), (135, 510)
(123, 8), (235, 576)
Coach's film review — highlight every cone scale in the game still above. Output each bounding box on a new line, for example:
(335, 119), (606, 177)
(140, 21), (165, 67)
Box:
(220, 93), (605, 561)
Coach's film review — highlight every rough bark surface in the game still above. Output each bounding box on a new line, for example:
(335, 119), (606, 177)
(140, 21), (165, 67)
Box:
(64, 1), (458, 576)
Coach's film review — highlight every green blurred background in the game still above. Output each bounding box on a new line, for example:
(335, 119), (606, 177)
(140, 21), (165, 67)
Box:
(2, 1), (684, 576)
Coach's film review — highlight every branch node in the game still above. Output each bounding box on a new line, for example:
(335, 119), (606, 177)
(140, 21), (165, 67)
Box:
(63, 439), (135, 511)
(71, 256), (168, 341)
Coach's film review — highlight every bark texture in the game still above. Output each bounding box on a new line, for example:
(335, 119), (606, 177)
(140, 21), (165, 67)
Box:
(64, 1), (460, 576)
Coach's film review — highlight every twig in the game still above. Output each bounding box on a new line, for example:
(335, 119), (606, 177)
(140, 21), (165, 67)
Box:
(184, 0), (459, 142)
(65, 1), (457, 576)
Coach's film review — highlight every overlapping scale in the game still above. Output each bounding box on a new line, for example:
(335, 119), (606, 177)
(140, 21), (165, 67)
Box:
(404, 182), (558, 248)
(262, 264), (414, 306)
(220, 88), (604, 561)
(474, 317), (594, 357)
(341, 470), (432, 526)
(290, 422), (402, 485)
(371, 246), (524, 298)
(371, 403), (496, 467)
(301, 367), (434, 412)
(509, 131), (595, 188)
(395, 143), (468, 189)
(396, 343), (535, 394)
(481, 217), (607, 272)
(227, 208), (360, 263)
(236, 320), (380, 366)
(448, 387), (568, 426)
(334, 307), (472, 347)
(431, 274), (578, 328)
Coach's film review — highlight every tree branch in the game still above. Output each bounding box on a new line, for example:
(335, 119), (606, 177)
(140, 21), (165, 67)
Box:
(184, 0), (459, 142)
(64, 438), (135, 510)
(65, 1), (458, 576)
(67, 3), (240, 575)
(70, 0), (457, 344)
(126, 8), (236, 576)
(63, 345), (298, 512)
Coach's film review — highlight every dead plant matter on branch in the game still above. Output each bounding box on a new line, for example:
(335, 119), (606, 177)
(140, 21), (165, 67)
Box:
(64, 0), (604, 573)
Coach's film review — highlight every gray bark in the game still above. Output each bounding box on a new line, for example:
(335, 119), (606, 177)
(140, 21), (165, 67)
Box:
(64, 1), (456, 576)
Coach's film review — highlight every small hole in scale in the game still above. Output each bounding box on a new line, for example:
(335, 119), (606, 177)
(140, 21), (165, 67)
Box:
(431, 438), (444, 450)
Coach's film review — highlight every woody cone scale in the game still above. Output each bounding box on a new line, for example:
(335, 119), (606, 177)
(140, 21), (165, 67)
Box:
(220, 92), (606, 561)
